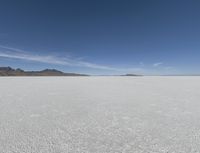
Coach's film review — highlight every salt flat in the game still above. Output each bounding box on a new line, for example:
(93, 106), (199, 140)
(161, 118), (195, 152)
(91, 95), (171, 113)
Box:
(0, 76), (200, 153)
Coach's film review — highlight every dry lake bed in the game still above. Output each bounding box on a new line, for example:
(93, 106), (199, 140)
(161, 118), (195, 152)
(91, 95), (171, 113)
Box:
(1, 76), (200, 153)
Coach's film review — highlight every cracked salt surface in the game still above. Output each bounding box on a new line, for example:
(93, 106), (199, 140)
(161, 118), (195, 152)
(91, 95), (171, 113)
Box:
(1, 76), (200, 152)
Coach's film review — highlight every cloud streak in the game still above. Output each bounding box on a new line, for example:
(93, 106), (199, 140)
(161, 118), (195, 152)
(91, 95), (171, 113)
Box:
(153, 62), (163, 67)
(0, 45), (143, 73)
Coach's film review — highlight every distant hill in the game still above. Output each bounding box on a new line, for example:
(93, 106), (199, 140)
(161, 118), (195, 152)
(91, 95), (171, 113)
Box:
(0, 67), (89, 76)
(122, 74), (143, 76)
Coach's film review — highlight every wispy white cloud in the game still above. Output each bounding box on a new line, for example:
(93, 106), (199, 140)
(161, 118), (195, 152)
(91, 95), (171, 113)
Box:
(0, 49), (111, 70)
(0, 45), (27, 53)
(0, 51), (71, 65)
(0, 45), (143, 73)
(153, 62), (163, 67)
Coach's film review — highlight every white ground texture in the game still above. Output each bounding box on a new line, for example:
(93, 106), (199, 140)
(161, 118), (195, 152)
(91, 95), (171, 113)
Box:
(1, 77), (200, 153)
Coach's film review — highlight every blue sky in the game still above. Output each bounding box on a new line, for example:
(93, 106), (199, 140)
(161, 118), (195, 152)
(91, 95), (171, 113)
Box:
(0, 0), (200, 75)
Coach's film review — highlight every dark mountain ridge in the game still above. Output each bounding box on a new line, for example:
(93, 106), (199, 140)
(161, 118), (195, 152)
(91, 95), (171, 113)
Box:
(0, 67), (88, 76)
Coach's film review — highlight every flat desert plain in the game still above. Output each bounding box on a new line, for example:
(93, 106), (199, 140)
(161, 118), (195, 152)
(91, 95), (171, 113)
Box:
(1, 77), (200, 153)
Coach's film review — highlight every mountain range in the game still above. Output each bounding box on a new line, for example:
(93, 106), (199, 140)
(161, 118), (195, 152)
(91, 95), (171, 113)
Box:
(0, 67), (88, 76)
